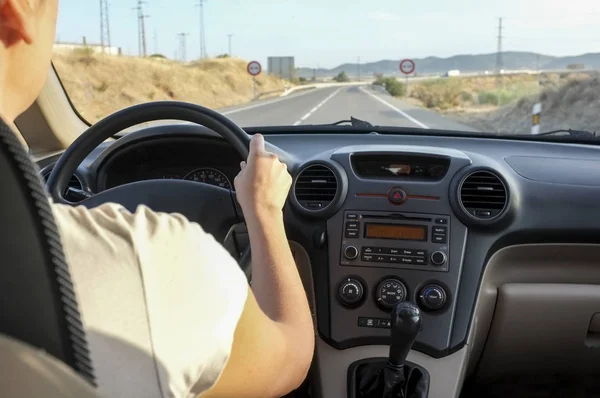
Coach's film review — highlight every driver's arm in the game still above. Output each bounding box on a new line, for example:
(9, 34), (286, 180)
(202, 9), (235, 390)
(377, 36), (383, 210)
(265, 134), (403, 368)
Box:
(202, 134), (314, 398)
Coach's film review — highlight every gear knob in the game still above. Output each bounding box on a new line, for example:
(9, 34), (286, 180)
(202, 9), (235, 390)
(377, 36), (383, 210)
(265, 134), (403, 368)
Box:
(388, 301), (422, 367)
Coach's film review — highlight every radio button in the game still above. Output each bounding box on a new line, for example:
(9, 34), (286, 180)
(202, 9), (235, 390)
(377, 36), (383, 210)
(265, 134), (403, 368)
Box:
(433, 226), (447, 234)
(435, 218), (448, 224)
(389, 256), (400, 262)
(363, 247), (374, 254)
(346, 222), (359, 229)
(379, 247), (392, 254)
(401, 249), (414, 256)
(416, 250), (427, 257)
(344, 246), (359, 260)
(389, 248), (400, 255)
(345, 229), (359, 239)
(400, 257), (415, 264)
(432, 234), (447, 243)
(415, 258), (426, 265)
(375, 255), (388, 262)
(347, 213), (359, 220)
(362, 254), (374, 262)
(431, 251), (447, 266)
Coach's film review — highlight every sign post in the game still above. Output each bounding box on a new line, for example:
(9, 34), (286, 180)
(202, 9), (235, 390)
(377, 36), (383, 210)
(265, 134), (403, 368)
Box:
(399, 59), (415, 98)
(247, 60), (262, 100)
(531, 103), (542, 134)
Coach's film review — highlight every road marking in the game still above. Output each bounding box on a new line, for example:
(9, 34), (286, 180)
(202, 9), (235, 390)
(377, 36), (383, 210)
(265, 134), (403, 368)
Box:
(293, 88), (341, 126)
(359, 87), (429, 129)
(221, 87), (322, 115)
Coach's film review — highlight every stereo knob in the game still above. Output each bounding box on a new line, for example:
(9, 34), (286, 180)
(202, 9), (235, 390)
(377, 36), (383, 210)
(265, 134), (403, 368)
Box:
(338, 278), (365, 307)
(430, 251), (447, 266)
(419, 284), (447, 311)
(344, 246), (359, 260)
(375, 278), (407, 310)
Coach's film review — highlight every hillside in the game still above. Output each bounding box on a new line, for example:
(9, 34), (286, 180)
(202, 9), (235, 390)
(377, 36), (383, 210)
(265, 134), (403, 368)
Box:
(53, 51), (288, 123)
(454, 73), (600, 134)
(297, 51), (600, 78)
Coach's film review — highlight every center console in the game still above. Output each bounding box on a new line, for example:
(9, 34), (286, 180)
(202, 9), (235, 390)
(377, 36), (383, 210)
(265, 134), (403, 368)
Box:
(321, 146), (471, 357)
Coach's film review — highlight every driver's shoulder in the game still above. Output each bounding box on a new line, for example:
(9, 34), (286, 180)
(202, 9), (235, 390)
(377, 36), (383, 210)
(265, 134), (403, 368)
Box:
(51, 201), (215, 255)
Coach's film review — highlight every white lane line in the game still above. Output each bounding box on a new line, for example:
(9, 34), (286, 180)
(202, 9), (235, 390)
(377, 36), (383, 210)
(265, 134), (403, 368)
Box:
(359, 86), (429, 129)
(221, 87), (322, 115)
(293, 88), (342, 126)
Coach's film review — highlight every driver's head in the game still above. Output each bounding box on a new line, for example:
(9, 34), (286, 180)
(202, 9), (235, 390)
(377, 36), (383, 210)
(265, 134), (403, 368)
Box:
(0, 0), (58, 122)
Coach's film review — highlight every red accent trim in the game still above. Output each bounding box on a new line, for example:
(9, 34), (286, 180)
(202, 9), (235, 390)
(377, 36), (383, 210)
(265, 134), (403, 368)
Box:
(355, 187), (440, 204)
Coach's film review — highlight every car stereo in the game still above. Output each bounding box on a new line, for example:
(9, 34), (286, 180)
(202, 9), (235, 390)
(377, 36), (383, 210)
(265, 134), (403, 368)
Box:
(340, 210), (450, 272)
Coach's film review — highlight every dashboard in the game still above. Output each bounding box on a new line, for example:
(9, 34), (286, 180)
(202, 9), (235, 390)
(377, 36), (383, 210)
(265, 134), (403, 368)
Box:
(97, 137), (242, 191)
(39, 123), (600, 397)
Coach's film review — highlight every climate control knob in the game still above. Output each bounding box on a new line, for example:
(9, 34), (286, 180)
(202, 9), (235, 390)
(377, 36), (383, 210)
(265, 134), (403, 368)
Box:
(419, 284), (447, 311)
(375, 278), (407, 310)
(430, 251), (447, 266)
(344, 246), (359, 260)
(338, 278), (365, 307)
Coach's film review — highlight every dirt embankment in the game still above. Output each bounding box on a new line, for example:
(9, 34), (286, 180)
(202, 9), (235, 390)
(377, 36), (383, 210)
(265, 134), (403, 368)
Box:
(53, 51), (288, 123)
(452, 74), (600, 134)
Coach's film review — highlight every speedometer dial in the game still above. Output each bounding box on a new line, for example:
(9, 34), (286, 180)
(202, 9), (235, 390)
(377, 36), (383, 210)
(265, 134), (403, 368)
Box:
(183, 168), (232, 190)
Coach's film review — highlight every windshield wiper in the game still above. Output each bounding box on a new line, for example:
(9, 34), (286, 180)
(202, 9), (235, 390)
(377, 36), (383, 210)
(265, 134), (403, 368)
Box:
(536, 129), (598, 138)
(330, 117), (374, 128)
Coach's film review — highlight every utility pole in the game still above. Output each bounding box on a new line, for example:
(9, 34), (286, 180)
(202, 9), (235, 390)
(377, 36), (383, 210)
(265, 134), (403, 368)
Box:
(133, 0), (149, 57)
(357, 56), (361, 82)
(496, 17), (503, 85)
(177, 32), (189, 62)
(195, 0), (207, 59)
(228, 34), (233, 56)
(99, 0), (111, 53)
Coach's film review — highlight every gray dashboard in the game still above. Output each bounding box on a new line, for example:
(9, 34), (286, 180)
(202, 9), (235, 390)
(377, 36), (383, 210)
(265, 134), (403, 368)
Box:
(39, 124), (600, 359)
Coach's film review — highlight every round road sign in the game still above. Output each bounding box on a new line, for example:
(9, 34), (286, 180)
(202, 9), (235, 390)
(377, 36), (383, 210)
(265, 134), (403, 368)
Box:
(399, 59), (415, 75)
(247, 61), (262, 76)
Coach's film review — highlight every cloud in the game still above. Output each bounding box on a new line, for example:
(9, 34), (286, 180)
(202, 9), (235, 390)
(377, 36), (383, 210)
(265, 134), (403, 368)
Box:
(367, 11), (403, 21)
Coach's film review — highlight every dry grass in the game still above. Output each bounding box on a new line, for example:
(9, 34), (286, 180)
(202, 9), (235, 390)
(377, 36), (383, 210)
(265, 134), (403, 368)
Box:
(53, 51), (288, 123)
(408, 74), (546, 110)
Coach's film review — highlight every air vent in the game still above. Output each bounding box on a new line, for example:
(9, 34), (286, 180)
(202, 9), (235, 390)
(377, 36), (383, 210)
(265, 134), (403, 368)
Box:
(459, 171), (507, 220)
(294, 164), (338, 211)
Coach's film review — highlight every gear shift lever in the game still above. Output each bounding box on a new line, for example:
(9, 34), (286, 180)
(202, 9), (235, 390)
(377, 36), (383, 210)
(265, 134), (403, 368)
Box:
(388, 301), (422, 368)
(348, 301), (429, 398)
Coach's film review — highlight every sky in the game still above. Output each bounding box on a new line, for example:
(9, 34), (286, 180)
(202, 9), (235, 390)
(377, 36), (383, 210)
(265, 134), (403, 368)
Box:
(56, 0), (600, 69)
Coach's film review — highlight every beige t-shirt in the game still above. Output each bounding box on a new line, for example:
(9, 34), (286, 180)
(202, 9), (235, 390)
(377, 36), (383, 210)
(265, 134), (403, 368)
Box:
(51, 202), (249, 398)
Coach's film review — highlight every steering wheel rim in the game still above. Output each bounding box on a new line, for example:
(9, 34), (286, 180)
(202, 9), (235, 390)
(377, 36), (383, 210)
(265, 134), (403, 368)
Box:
(47, 101), (251, 203)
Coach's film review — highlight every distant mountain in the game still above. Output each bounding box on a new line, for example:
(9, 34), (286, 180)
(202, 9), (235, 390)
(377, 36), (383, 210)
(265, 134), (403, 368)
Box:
(295, 51), (600, 78)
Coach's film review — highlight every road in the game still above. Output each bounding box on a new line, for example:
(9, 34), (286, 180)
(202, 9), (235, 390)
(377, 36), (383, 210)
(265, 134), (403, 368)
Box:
(220, 85), (475, 131)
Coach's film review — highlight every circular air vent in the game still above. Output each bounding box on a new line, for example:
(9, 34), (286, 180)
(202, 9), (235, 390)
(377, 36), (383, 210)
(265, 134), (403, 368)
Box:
(293, 164), (338, 211)
(459, 170), (508, 220)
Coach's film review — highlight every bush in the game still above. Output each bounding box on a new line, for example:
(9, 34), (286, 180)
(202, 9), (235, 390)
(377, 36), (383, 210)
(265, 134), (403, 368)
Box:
(216, 53), (230, 58)
(374, 76), (406, 97)
(149, 53), (166, 59)
(333, 71), (350, 83)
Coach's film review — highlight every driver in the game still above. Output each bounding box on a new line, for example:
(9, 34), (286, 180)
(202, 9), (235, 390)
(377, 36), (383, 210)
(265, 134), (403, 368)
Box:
(0, 1), (315, 397)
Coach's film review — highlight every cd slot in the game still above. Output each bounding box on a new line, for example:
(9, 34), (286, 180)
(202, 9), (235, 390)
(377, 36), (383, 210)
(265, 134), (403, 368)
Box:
(363, 214), (431, 222)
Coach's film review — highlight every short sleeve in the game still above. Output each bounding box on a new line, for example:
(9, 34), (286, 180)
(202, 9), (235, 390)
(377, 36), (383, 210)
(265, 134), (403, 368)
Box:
(53, 203), (249, 398)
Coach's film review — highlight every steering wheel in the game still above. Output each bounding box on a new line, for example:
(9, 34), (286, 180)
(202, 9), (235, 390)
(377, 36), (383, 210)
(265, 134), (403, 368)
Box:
(47, 101), (251, 267)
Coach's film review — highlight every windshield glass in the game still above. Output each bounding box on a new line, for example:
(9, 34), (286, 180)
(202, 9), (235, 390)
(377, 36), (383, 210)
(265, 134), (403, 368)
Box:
(54, 0), (599, 136)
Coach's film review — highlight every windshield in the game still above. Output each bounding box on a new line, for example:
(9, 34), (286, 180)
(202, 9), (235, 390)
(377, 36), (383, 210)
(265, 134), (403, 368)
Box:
(54, 0), (599, 136)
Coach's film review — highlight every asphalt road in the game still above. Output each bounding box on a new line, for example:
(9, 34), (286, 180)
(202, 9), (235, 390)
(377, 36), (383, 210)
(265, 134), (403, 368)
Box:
(220, 85), (476, 131)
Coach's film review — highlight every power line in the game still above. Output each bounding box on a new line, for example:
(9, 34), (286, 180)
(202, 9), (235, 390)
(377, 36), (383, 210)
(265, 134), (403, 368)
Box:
(177, 32), (189, 62)
(195, 0), (207, 59)
(133, 0), (149, 57)
(99, 0), (111, 53)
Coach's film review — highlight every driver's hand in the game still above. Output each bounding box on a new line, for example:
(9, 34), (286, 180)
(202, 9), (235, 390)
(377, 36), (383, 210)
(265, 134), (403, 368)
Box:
(234, 134), (291, 219)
